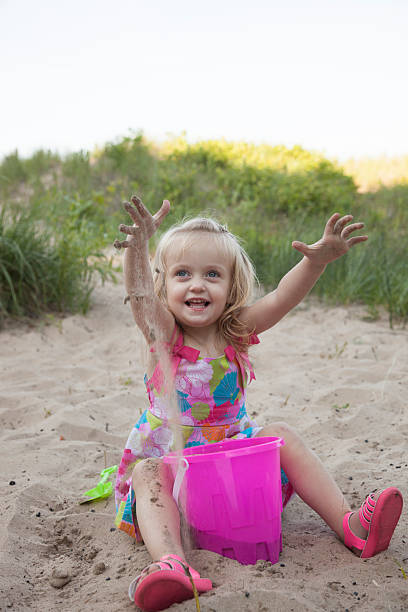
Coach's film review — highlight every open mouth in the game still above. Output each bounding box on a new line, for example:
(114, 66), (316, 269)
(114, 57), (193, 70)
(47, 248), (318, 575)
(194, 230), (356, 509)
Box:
(185, 299), (210, 309)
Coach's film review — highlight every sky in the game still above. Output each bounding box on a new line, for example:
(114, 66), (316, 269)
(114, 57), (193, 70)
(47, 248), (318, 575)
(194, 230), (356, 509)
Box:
(1, 0), (407, 161)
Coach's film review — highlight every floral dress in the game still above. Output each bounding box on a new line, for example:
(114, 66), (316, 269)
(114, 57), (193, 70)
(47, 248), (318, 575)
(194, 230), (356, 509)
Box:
(114, 330), (294, 539)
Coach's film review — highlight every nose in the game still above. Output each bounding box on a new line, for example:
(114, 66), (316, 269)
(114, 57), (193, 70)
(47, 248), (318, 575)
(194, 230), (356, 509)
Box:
(189, 274), (205, 292)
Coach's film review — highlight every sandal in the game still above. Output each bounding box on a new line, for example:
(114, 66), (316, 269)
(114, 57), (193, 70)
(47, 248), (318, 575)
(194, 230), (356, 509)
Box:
(343, 487), (403, 558)
(128, 554), (212, 612)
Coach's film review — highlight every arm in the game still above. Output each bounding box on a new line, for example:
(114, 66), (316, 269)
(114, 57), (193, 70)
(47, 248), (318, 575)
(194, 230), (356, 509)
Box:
(239, 213), (368, 335)
(114, 196), (174, 344)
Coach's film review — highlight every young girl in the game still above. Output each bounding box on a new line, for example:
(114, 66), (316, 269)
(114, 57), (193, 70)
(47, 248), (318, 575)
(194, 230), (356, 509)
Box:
(114, 196), (403, 612)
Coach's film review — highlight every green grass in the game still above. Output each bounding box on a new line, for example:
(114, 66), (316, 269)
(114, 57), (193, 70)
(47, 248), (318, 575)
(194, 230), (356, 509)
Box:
(1, 134), (407, 325)
(0, 205), (115, 325)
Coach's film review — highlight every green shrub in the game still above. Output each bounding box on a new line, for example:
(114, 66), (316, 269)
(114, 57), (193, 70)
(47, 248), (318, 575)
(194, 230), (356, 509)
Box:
(1, 134), (407, 324)
(0, 150), (28, 184)
(162, 139), (357, 216)
(0, 205), (115, 325)
(24, 149), (61, 177)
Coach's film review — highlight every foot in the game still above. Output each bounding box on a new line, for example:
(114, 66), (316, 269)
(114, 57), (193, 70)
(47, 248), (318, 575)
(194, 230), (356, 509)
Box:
(346, 493), (378, 556)
(129, 554), (212, 611)
(343, 487), (403, 559)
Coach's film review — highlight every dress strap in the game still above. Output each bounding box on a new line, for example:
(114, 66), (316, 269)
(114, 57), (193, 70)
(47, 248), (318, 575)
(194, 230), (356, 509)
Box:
(249, 332), (260, 345)
(148, 325), (200, 393)
(149, 325), (200, 361)
(170, 332), (200, 381)
(224, 343), (257, 385)
(172, 332), (201, 362)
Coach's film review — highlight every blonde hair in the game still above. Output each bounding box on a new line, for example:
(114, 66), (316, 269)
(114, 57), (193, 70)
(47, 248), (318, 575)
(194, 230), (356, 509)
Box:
(152, 217), (258, 355)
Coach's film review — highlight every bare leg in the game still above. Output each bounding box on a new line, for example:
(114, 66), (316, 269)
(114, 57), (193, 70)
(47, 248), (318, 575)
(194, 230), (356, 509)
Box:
(129, 458), (212, 609)
(257, 423), (368, 543)
(132, 457), (186, 561)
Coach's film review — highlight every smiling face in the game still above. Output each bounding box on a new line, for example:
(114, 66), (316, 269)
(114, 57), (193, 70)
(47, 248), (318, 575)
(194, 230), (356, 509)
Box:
(164, 233), (232, 332)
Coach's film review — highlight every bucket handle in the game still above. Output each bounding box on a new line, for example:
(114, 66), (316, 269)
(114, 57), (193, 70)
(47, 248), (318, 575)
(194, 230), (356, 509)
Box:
(172, 456), (189, 507)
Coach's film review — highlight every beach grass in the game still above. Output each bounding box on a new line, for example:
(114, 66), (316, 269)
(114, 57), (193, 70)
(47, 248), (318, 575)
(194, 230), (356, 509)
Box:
(0, 204), (115, 325)
(1, 134), (407, 324)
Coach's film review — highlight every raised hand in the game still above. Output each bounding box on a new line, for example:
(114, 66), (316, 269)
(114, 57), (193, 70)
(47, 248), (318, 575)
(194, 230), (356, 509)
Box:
(292, 213), (368, 267)
(114, 196), (170, 249)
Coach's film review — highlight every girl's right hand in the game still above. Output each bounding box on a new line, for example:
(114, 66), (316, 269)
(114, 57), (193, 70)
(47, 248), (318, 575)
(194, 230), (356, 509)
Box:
(114, 196), (170, 249)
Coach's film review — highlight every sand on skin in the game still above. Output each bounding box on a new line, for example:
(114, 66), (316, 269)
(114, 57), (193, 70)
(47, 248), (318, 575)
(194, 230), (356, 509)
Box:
(0, 281), (407, 611)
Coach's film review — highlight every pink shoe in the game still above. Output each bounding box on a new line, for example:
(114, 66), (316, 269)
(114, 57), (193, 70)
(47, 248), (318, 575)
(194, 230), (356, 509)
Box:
(128, 554), (212, 611)
(343, 487), (403, 558)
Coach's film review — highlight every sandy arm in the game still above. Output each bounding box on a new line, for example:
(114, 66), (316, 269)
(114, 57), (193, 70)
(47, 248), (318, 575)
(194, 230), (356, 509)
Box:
(240, 257), (326, 334)
(239, 213), (367, 335)
(115, 197), (174, 345)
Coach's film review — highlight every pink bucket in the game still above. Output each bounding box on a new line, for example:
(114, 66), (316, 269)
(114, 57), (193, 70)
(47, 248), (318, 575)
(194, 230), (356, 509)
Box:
(164, 436), (284, 565)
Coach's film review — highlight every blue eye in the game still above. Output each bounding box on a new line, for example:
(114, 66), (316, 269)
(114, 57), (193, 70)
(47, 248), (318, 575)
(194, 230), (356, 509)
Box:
(207, 270), (219, 278)
(175, 270), (189, 277)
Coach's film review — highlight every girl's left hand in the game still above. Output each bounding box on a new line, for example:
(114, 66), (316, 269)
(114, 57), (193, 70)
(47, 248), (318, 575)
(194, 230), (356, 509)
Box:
(292, 213), (368, 267)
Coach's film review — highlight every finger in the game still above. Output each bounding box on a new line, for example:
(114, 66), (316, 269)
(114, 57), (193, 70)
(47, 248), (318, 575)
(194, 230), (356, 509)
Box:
(292, 241), (312, 257)
(123, 200), (141, 223)
(341, 222), (364, 239)
(124, 199), (143, 225)
(113, 238), (132, 249)
(119, 223), (139, 235)
(333, 214), (353, 234)
(153, 199), (171, 227)
(324, 213), (341, 234)
(347, 235), (368, 248)
(131, 195), (149, 218)
(132, 196), (154, 233)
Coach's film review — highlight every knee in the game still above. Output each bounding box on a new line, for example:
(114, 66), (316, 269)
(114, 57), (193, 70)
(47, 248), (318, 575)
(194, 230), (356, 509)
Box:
(259, 421), (298, 443)
(132, 457), (161, 489)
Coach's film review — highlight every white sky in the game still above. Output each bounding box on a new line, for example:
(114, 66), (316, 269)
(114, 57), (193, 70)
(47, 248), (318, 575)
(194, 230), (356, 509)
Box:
(1, 0), (407, 161)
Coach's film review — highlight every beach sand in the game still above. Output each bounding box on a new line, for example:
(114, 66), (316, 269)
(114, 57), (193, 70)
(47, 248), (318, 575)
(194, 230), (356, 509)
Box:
(1, 281), (407, 611)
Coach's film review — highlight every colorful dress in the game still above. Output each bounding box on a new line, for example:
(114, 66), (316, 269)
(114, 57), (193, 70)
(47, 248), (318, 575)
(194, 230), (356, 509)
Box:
(114, 329), (294, 539)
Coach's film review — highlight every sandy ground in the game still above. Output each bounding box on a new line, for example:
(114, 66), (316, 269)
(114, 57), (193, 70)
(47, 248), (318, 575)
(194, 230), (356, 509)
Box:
(1, 281), (407, 612)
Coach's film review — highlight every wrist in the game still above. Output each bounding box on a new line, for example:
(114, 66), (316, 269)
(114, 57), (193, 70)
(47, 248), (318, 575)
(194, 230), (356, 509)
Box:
(303, 256), (327, 274)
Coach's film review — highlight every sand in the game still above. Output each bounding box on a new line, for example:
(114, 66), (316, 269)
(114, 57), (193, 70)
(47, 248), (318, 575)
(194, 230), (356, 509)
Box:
(1, 281), (407, 612)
